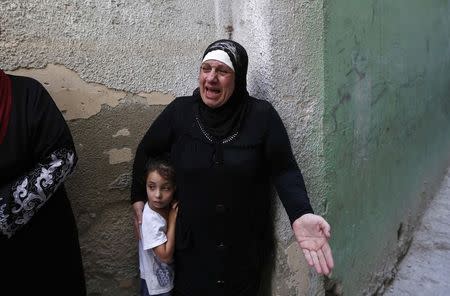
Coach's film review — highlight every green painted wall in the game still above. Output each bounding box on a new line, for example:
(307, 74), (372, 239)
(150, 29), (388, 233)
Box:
(323, 1), (450, 294)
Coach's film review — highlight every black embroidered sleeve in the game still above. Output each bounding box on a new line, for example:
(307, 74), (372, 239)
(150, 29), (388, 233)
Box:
(0, 147), (77, 238)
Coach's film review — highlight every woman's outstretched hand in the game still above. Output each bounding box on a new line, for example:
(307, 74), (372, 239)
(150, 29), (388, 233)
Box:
(132, 201), (145, 240)
(292, 213), (334, 276)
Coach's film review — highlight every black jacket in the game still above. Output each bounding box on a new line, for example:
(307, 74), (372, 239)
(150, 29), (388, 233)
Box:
(131, 95), (313, 296)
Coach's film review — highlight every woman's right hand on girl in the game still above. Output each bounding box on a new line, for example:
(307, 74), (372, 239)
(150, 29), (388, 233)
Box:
(132, 201), (145, 240)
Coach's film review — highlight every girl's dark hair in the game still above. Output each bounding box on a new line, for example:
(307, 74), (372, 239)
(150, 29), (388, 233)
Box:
(143, 155), (176, 185)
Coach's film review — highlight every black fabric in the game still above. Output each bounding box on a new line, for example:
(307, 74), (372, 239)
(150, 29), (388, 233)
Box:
(197, 39), (250, 140)
(0, 70), (12, 144)
(0, 75), (86, 295)
(131, 95), (313, 296)
(196, 90), (249, 141)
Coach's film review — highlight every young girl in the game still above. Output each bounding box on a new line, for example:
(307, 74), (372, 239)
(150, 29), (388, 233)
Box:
(138, 157), (178, 296)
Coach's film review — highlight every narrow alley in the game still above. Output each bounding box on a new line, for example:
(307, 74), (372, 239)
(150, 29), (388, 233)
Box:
(383, 167), (450, 296)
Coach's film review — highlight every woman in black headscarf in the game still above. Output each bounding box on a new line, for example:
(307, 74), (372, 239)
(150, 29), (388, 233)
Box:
(131, 39), (333, 296)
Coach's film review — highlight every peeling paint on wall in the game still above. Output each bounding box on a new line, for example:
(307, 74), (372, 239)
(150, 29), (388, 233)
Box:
(112, 128), (131, 138)
(136, 91), (175, 106)
(7, 64), (175, 120)
(104, 148), (132, 164)
(285, 242), (310, 292)
(109, 172), (132, 190)
(8, 64), (127, 120)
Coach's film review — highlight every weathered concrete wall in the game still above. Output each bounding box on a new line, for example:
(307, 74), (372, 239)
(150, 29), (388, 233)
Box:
(231, 1), (327, 295)
(1, 1), (325, 295)
(323, 1), (450, 295)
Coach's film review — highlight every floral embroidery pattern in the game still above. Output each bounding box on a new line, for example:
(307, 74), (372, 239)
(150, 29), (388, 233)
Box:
(0, 148), (76, 238)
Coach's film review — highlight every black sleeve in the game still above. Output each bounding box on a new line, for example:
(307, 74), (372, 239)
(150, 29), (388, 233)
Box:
(0, 77), (78, 238)
(264, 103), (313, 224)
(130, 100), (177, 203)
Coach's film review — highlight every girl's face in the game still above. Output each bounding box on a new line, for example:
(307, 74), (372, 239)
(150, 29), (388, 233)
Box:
(146, 171), (175, 210)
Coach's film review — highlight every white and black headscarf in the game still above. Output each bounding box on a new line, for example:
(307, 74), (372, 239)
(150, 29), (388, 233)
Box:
(195, 39), (250, 140)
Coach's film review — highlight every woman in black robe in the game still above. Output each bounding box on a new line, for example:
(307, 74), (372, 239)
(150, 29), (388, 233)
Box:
(131, 40), (334, 296)
(0, 70), (86, 295)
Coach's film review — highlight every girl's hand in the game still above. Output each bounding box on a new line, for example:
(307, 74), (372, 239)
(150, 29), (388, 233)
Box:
(168, 201), (179, 224)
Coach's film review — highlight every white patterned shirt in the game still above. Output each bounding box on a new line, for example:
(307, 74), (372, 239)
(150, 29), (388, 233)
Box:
(139, 203), (174, 294)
